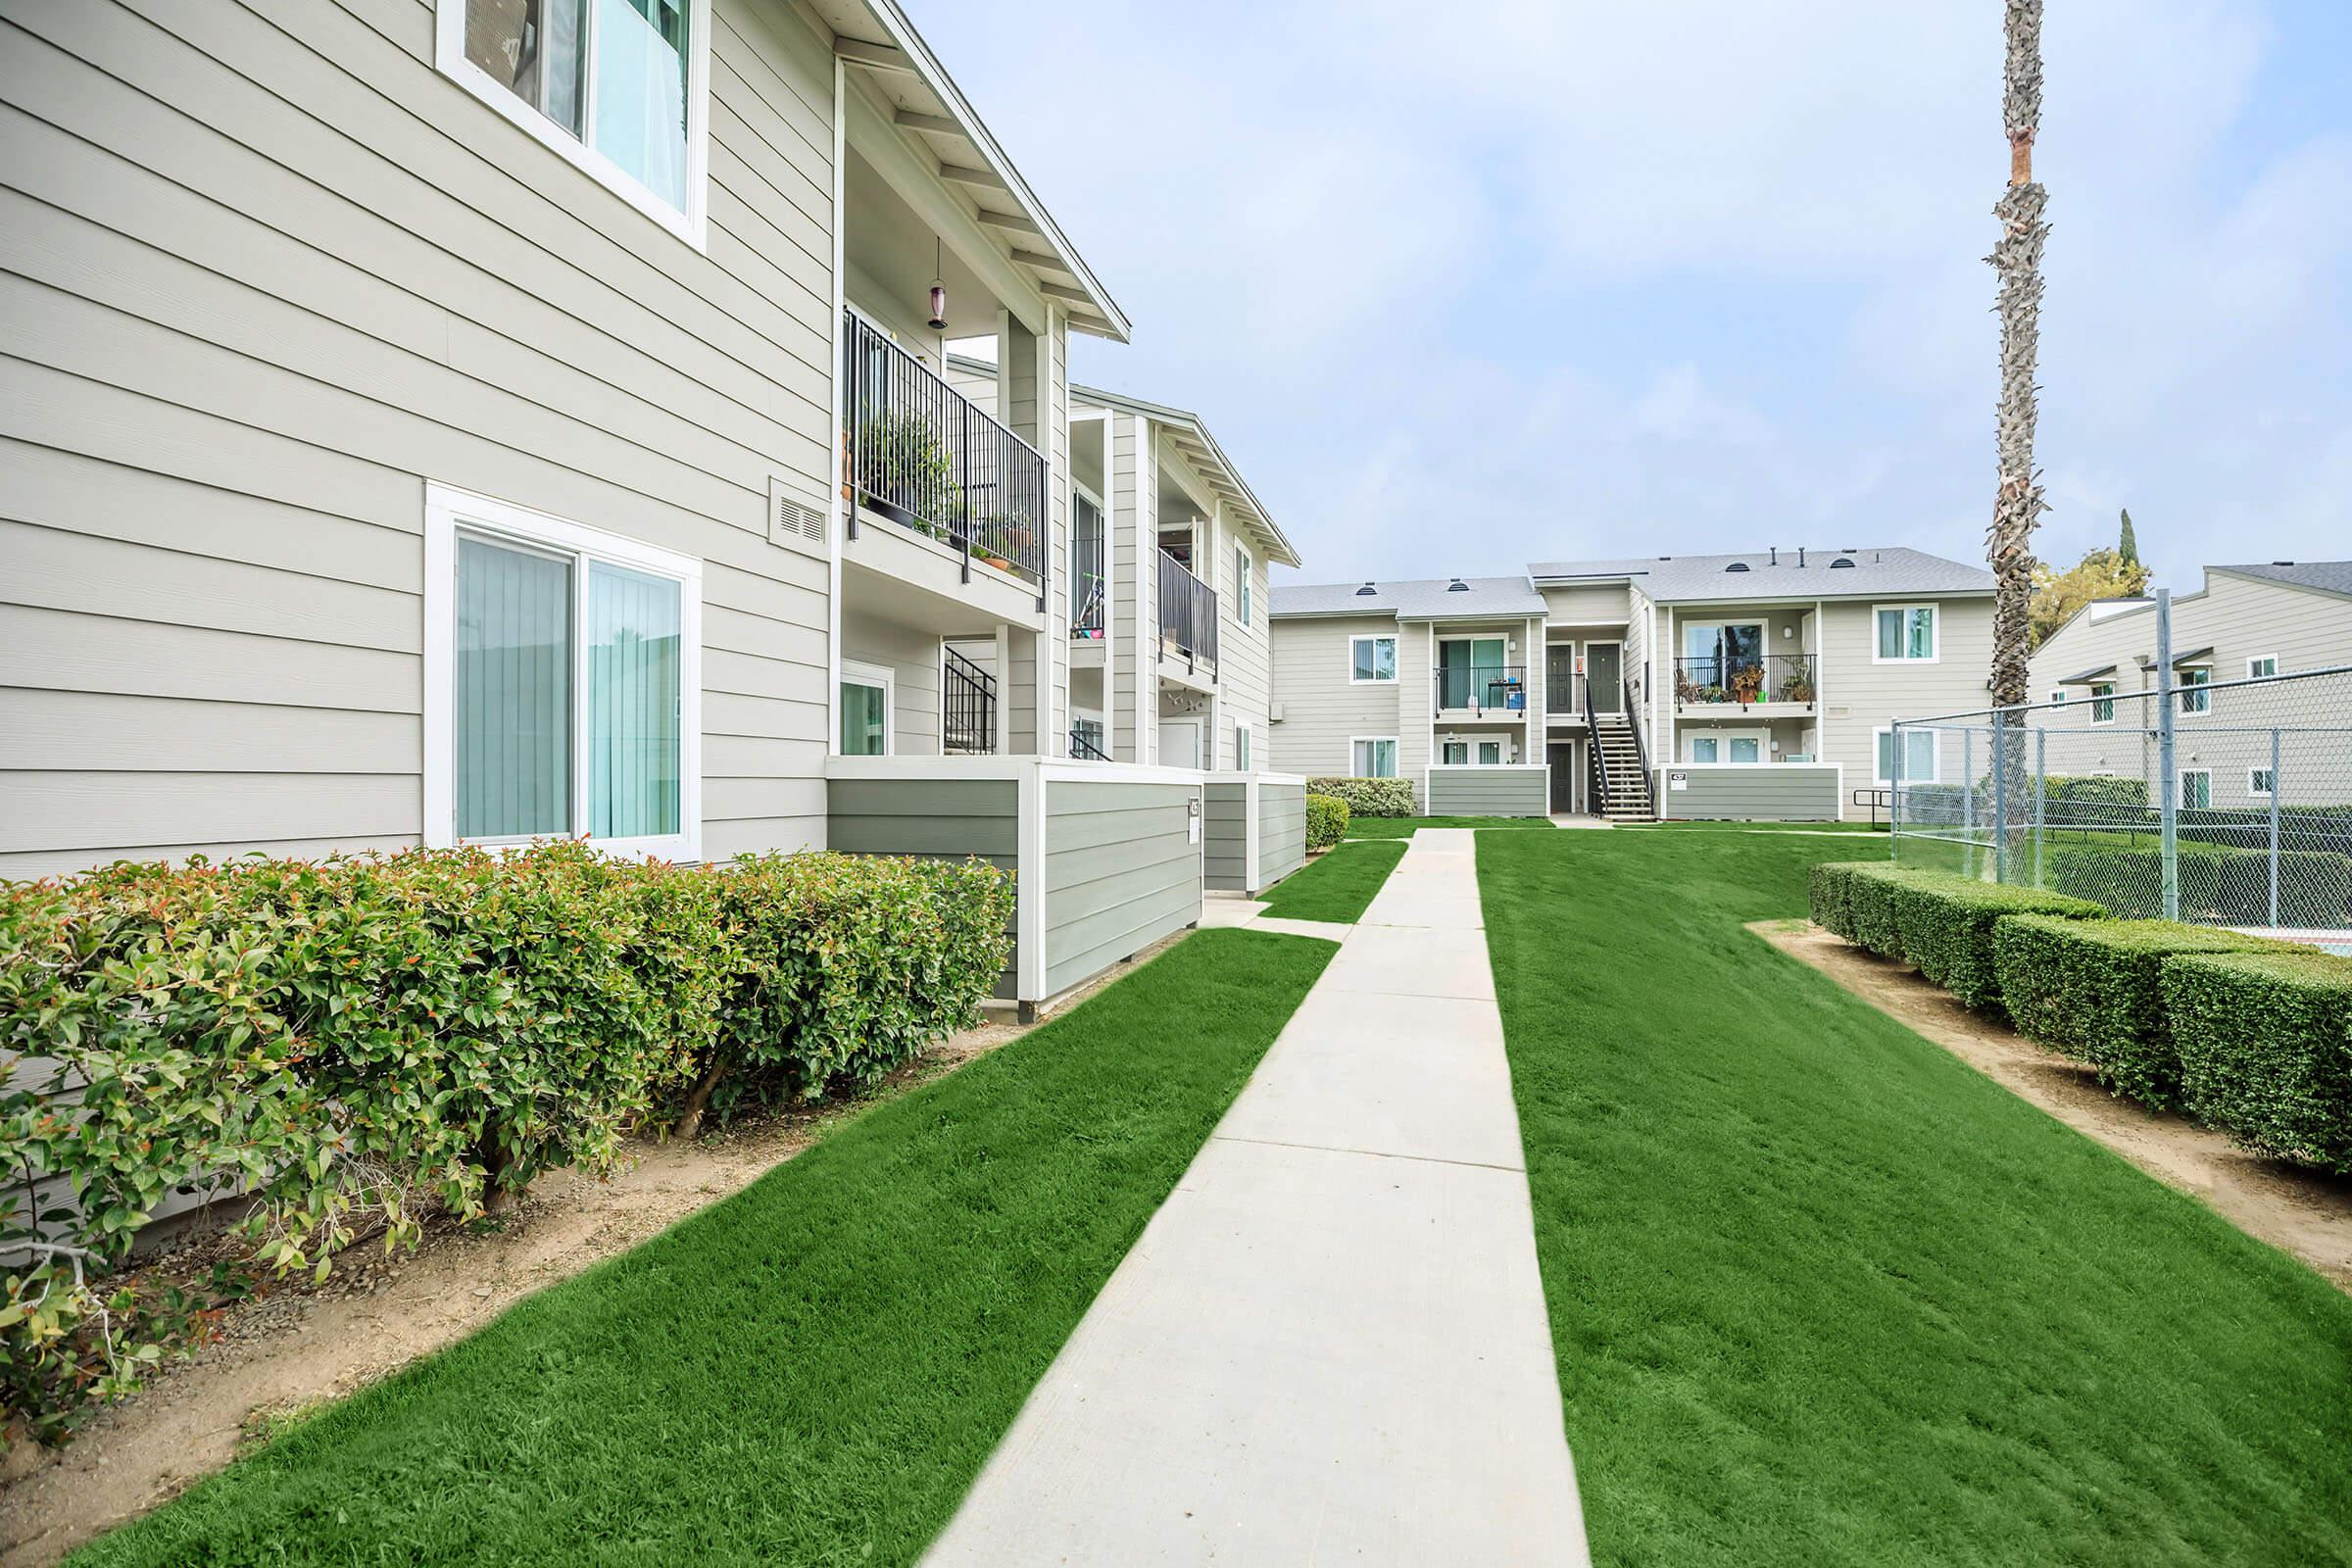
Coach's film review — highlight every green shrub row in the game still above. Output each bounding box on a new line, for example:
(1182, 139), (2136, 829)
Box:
(2047, 843), (2352, 927)
(1304, 794), (1349, 852)
(1303, 776), (1416, 818)
(1993, 917), (2303, 1108)
(1811, 858), (2352, 1175)
(1, 843), (1011, 1446)
(1810, 863), (2100, 1011)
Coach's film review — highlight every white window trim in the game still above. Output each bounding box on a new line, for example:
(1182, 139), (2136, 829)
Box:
(2177, 663), (2212, 713)
(1234, 544), (1252, 627)
(1349, 634), (1398, 684)
(423, 482), (703, 862)
(1349, 735), (1399, 779)
(840, 658), (895, 758)
(1234, 720), (1250, 772)
(1476, 738), (1504, 766)
(2089, 681), (2118, 726)
(2179, 767), (2212, 809)
(2247, 767), (2276, 800)
(1872, 603), (1939, 664)
(2247, 654), (2278, 680)
(432, 0), (712, 251)
(1872, 725), (1939, 785)
(1687, 727), (1769, 765)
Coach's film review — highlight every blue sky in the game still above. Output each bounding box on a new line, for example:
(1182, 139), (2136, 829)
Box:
(911, 1), (2352, 592)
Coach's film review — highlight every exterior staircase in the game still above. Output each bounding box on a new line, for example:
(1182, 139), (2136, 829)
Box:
(1589, 712), (1655, 821)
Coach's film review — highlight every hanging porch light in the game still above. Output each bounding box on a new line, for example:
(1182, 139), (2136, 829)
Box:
(927, 239), (949, 330)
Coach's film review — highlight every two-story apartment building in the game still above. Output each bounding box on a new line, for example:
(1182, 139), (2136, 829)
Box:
(0, 0), (1303, 1010)
(1271, 548), (1997, 820)
(2028, 560), (2352, 809)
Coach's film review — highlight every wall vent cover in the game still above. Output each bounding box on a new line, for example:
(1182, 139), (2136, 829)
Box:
(767, 473), (830, 558)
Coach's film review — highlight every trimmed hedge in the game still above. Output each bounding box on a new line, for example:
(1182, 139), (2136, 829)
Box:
(1994, 917), (2302, 1107)
(1888, 873), (2105, 1012)
(1304, 776), (1416, 818)
(1807, 860), (1864, 941)
(2047, 843), (2352, 926)
(1843, 863), (1929, 960)
(2164, 951), (2352, 1172)
(1, 844), (1010, 1446)
(1304, 793), (1349, 852)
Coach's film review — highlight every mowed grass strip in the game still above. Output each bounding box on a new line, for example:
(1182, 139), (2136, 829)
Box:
(1476, 829), (2352, 1568)
(1256, 839), (1406, 922)
(74, 930), (1336, 1568)
(1343, 814), (1560, 838)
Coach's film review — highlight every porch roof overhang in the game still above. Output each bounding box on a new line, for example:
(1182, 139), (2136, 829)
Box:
(1071, 383), (1300, 567)
(817, 1), (1130, 341)
(2135, 646), (2215, 669)
(2060, 663), (2118, 684)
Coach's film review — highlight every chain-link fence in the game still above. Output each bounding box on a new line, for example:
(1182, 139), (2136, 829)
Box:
(1888, 663), (2352, 936)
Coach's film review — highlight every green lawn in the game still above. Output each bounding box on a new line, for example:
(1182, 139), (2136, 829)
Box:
(1344, 814), (1559, 838)
(74, 930), (1335, 1568)
(1476, 828), (2352, 1567)
(1256, 839), (1405, 922)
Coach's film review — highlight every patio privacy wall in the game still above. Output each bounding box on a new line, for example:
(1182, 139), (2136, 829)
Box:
(1202, 775), (1307, 894)
(1657, 763), (1842, 821)
(826, 758), (1205, 1010)
(1427, 764), (1550, 817)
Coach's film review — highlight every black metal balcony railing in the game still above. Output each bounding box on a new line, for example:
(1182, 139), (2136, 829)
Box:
(842, 309), (1047, 592)
(1071, 526), (1105, 639)
(1157, 548), (1218, 670)
(1435, 664), (1527, 713)
(1545, 664), (1587, 719)
(1673, 653), (1816, 707)
(943, 646), (995, 755)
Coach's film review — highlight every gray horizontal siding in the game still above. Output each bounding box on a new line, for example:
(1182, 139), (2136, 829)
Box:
(1201, 780), (1248, 892)
(0, 0), (839, 873)
(1256, 782), (1306, 891)
(1660, 765), (1841, 821)
(1043, 778), (1200, 997)
(1427, 768), (1549, 817)
(827, 777), (1020, 1000)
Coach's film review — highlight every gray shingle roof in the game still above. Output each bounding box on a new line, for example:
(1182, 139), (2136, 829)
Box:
(1271, 574), (1546, 618)
(2212, 561), (2352, 598)
(1528, 546), (1992, 602)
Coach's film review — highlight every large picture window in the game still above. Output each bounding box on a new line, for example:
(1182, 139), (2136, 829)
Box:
(426, 484), (701, 860)
(437, 0), (710, 245)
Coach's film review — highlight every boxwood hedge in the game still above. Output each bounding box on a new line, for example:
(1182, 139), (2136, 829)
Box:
(1304, 776), (1416, 818)
(2163, 950), (2352, 1172)
(1886, 873), (2105, 1013)
(2, 844), (1010, 1446)
(1305, 793), (1349, 852)
(1994, 917), (2303, 1108)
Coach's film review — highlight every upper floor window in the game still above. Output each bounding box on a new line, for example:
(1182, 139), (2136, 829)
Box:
(1874, 604), (1936, 662)
(1350, 635), (1397, 683)
(438, 0), (710, 246)
(2090, 681), (2116, 724)
(1235, 545), (1252, 626)
(425, 484), (702, 862)
(2178, 665), (2211, 714)
(2248, 654), (2278, 679)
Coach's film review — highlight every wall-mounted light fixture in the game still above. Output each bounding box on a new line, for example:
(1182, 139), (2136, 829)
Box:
(926, 239), (948, 331)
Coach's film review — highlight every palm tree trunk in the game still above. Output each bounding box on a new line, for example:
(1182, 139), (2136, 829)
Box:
(1987, 0), (2049, 878)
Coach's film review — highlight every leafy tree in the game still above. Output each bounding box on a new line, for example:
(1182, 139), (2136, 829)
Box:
(2030, 534), (2152, 647)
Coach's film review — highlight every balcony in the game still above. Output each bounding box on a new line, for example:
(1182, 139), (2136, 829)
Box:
(842, 310), (1047, 589)
(1157, 548), (1218, 673)
(1072, 526), (1105, 639)
(1673, 653), (1817, 710)
(1435, 664), (1528, 717)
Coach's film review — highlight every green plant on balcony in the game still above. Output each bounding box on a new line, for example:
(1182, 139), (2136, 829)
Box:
(1729, 664), (1765, 705)
(857, 409), (964, 539)
(1781, 656), (1816, 704)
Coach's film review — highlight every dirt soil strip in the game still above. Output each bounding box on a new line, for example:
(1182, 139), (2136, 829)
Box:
(1750, 919), (2352, 1294)
(1, 931), (1190, 1568)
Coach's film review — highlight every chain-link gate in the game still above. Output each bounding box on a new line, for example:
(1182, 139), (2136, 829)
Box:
(1888, 662), (2352, 936)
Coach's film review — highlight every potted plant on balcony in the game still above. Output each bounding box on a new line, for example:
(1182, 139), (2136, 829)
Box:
(1729, 664), (1765, 705)
(857, 409), (958, 535)
(1780, 656), (1816, 705)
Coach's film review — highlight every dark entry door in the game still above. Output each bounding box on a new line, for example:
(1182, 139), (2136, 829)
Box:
(1587, 643), (1623, 711)
(1546, 742), (1577, 812)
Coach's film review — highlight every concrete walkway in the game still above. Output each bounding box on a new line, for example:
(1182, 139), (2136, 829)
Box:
(925, 830), (1589, 1566)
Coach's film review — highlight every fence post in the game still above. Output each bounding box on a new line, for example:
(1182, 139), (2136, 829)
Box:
(2270, 728), (2282, 927)
(2033, 725), (2046, 888)
(2156, 589), (2179, 921)
(1962, 727), (1976, 879)
(1991, 715), (2008, 884)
